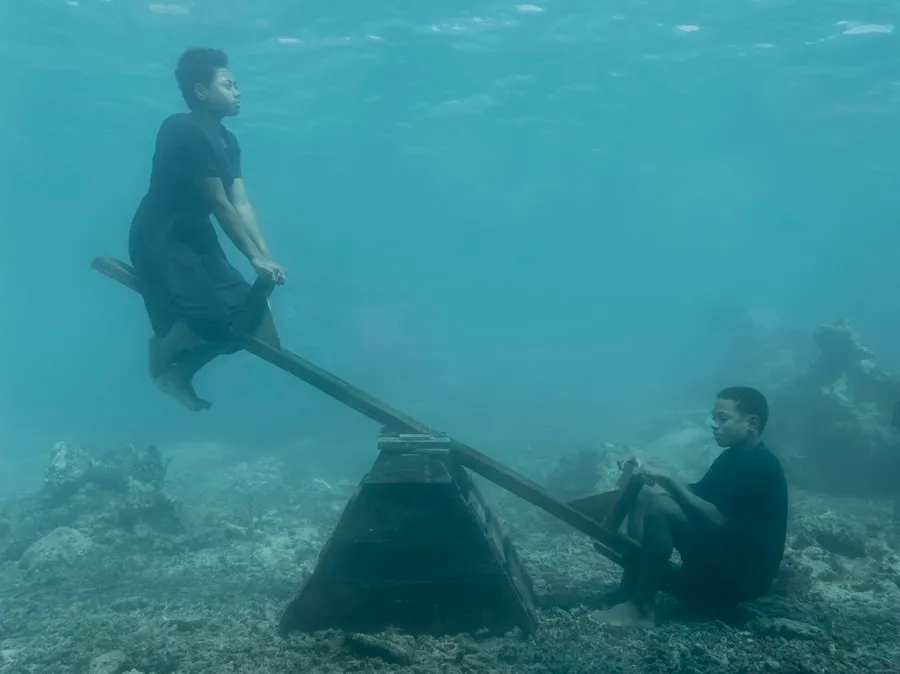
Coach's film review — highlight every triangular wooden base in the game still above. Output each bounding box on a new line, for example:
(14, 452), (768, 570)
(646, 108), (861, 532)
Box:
(278, 435), (537, 636)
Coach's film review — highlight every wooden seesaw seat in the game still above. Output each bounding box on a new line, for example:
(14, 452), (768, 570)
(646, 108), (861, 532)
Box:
(92, 255), (685, 636)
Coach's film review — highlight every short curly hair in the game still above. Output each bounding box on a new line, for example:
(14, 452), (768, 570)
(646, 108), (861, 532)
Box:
(175, 47), (229, 109)
(717, 386), (769, 432)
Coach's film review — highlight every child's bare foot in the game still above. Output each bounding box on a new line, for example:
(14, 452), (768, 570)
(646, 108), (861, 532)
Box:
(593, 601), (655, 629)
(154, 362), (212, 412)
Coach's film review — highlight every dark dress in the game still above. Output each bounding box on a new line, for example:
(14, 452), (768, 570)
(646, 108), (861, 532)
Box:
(128, 112), (250, 342)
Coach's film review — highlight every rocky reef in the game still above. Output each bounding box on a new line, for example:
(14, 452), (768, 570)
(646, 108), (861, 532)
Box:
(0, 441), (181, 572)
(0, 439), (898, 674)
(766, 321), (900, 498)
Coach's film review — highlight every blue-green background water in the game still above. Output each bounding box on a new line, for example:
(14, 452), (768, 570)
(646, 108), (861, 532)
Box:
(2, 1), (899, 480)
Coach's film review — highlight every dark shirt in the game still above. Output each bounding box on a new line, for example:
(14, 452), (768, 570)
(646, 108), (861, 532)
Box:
(691, 442), (788, 597)
(131, 112), (242, 255)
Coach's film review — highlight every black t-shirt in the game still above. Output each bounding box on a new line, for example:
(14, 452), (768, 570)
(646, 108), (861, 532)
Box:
(133, 112), (242, 253)
(691, 442), (788, 596)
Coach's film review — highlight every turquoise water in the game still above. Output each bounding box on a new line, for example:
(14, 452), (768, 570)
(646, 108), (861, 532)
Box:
(2, 2), (899, 463)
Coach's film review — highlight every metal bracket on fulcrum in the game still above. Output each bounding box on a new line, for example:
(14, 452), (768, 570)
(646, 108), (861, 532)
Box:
(376, 428), (453, 454)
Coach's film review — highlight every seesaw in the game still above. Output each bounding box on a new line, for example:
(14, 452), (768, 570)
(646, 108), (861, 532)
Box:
(92, 255), (685, 636)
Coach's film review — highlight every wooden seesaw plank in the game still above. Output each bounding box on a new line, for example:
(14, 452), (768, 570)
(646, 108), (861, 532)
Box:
(91, 255), (683, 591)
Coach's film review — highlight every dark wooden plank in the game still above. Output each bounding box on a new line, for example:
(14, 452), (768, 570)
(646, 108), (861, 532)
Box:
(92, 256), (142, 293)
(446, 439), (638, 563)
(241, 336), (431, 435)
